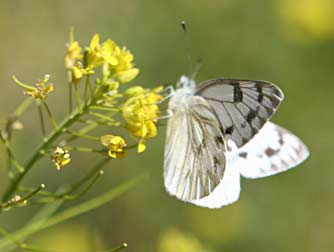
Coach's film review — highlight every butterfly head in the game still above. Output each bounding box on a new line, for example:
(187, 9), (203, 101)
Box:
(168, 75), (196, 111)
(176, 75), (196, 89)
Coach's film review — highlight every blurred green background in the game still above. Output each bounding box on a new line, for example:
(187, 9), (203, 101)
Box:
(0, 0), (333, 251)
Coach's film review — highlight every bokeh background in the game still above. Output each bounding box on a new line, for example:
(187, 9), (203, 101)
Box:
(0, 0), (333, 251)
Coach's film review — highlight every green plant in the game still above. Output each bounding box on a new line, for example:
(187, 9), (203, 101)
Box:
(0, 29), (163, 252)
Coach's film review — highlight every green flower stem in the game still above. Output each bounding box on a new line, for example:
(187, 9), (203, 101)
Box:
(79, 119), (120, 127)
(67, 158), (110, 194)
(18, 186), (55, 197)
(11, 76), (34, 91)
(37, 104), (46, 137)
(66, 146), (104, 153)
(43, 102), (58, 130)
(2, 103), (90, 203)
(90, 105), (119, 112)
(64, 122), (98, 144)
(0, 184), (45, 211)
(74, 85), (82, 108)
(13, 98), (34, 118)
(35, 158), (110, 203)
(0, 132), (24, 174)
(0, 175), (145, 251)
(4, 97), (33, 141)
(65, 130), (99, 141)
(89, 111), (117, 122)
(68, 71), (73, 113)
(84, 75), (90, 101)
(37, 170), (104, 203)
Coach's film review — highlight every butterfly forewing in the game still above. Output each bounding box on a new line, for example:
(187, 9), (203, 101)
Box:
(196, 79), (284, 147)
(164, 95), (226, 202)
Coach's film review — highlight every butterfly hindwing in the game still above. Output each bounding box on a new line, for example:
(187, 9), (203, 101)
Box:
(230, 122), (309, 179)
(196, 79), (284, 147)
(164, 95), (226, 202)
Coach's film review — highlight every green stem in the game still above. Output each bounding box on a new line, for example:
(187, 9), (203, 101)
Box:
(74, 85), (82, 109)
(2, 103), (90, 203)
(84, 75), (90, 101)
(68, 71), (73, 113)
(89, 112), (117, 122)
(11, 76), (34, 90)
(43, 102), (58, 130)
(13, 98), (34, 118)
(1, 184), (45, 210)
(65, 130), (99, 141)
(37, 104), (46, 138)
(67, 158), (109, 194)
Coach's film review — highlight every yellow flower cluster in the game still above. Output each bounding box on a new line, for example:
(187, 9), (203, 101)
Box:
(100, 135), (127, 158)
(25, 75), (54, 100)
(51, 146), (71, 170)
(13, 74), (54, 100)
(65, 33), (139, 85)
(122, 86), (163, 152)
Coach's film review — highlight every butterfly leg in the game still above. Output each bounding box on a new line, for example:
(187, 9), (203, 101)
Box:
(155, 109), (174, 120)
(156, 85), (175, 104)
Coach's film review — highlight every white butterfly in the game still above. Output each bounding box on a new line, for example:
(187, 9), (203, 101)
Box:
(164, 76), (309, 208)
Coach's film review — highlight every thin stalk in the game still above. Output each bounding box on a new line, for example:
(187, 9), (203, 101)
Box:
(66, 146), (104, 153)
(43, 102), (58, 130)
(0, 184), (45, 210)
(0, 132), (24, 174)
(65, 130), (99, 141)
(90, 105), (119, 112)
(84, 75), (90, 101)
(74, 85), (82, 109)
(89, 112), (116, 122)
(68, 71), (73, 113)
(13, 98), (34, 118)
(64, 121), (98, 144)
(68, 158), (110, 194)
(37, 170), (104, 203)
(37, 104), (46, 138)
(18, 186), (54, 197)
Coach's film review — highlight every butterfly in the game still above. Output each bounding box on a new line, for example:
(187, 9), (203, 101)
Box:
(164, 76), (309, 208)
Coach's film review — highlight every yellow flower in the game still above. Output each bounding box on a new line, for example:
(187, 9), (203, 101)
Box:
(15, 74), (54, 100)
(71, 63), (95, 84)
(86, 34), (119, 69)
(65, 37), (83, 69)
(51, 146), (71, 170)
(110, 47), (139, 83)
(122, 86), (163, 152)
(100, 135), (127, 158)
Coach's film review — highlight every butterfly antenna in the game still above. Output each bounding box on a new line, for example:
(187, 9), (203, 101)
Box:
(181, 21), (193, 78)
(190, 58), (202, 81)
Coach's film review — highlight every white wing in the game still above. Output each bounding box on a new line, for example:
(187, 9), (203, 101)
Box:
(232, 122), (309, 179)
(192, 147), (241, 208)
(164, 95), (228, 202)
